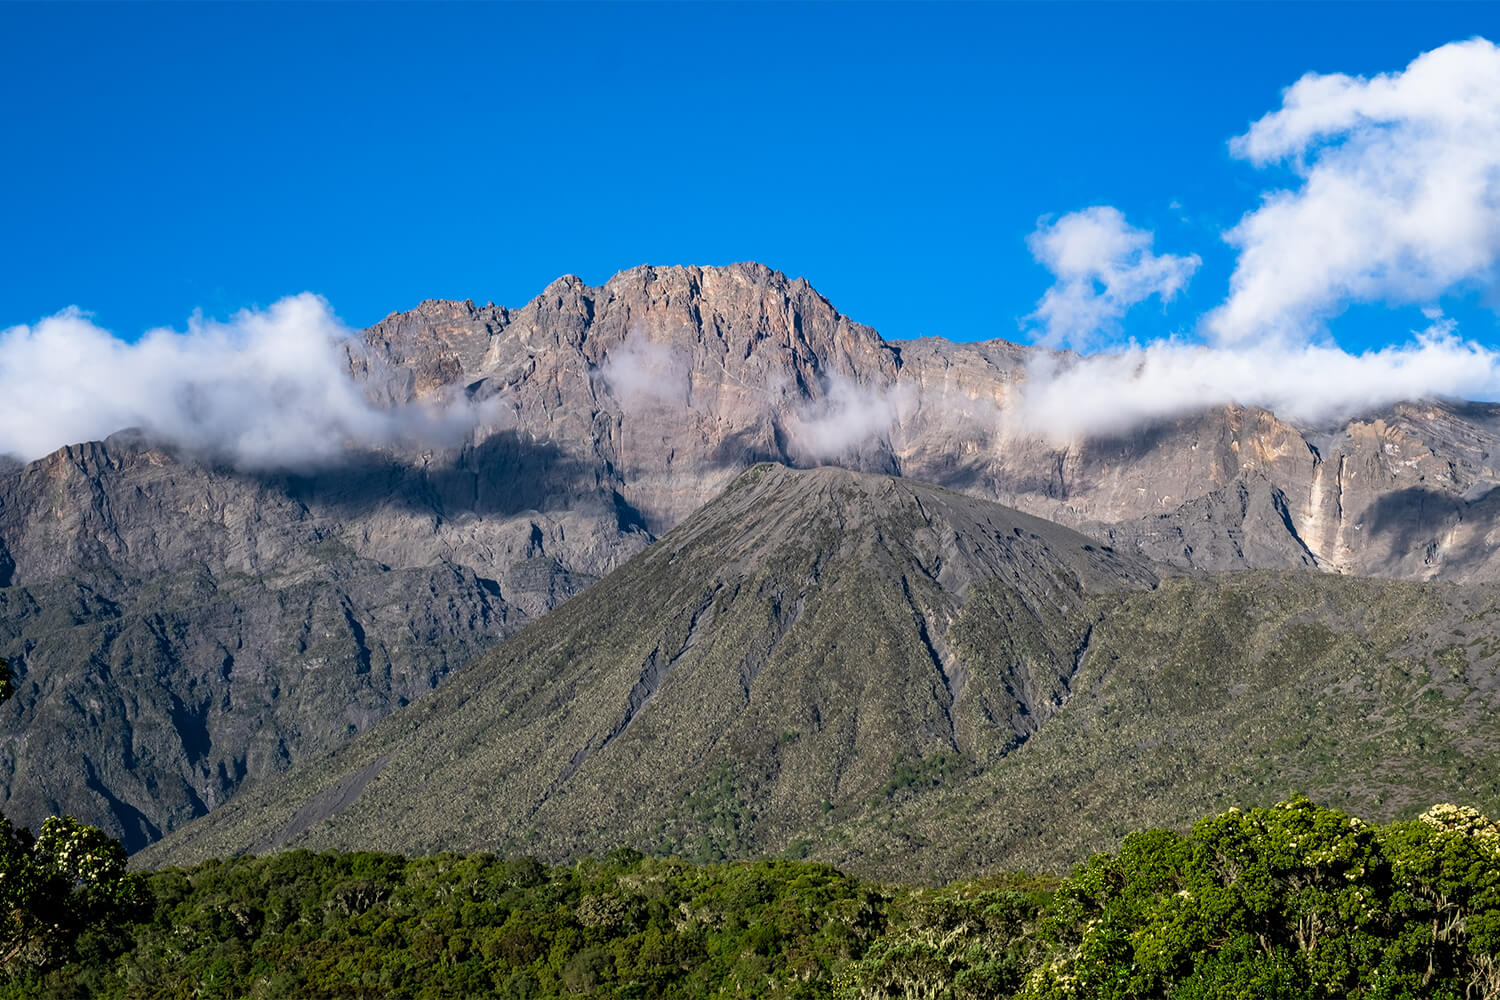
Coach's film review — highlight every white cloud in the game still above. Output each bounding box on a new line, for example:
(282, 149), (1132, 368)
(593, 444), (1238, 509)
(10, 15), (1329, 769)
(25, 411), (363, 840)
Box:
(1209, 37), (1500, 345)
(1009, 40), (1500, 439)
(0, 295), (494, 468)
(15, 38), (1500, 473)
(1025, 206), (1200, 349)
(1015, 316), (1500, 441)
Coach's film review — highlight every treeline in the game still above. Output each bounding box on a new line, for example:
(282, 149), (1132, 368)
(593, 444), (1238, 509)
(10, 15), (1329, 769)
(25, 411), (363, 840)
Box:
(5, 797), (1498, 999)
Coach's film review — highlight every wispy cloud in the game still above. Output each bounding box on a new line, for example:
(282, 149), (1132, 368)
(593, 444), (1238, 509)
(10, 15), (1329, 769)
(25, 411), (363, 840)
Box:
(596, 329), (691, 408)
(1025, 206), (1200, 350)
(0, 295), (495, 469)
(784, 373), (912, 462)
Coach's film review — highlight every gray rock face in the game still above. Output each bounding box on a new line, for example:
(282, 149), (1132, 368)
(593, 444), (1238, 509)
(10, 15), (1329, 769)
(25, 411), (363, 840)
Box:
(0, 434), (646, 849)
(4, 261), (1500, 850)
(351, 263), (1500, 580)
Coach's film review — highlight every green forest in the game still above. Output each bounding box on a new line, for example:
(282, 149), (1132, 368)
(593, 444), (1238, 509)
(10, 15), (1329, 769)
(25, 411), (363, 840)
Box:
(4, 796), (1497, 1000)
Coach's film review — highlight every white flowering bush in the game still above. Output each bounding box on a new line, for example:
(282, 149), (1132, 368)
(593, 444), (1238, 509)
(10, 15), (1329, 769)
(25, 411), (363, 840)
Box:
(0, 812), (145, 974)
(1419, 803), (1500, 855)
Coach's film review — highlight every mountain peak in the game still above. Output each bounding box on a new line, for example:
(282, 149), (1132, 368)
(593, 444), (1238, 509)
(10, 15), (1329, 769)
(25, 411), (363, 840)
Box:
(596, 261), (797, 290)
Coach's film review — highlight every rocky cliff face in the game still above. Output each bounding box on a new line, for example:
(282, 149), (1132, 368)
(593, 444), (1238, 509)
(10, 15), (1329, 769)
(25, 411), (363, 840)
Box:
(351, 264), (904, 532)
(0, 433), (647, 849)
(3, 261), (1499, 849)
(351, 262), (1500, 580)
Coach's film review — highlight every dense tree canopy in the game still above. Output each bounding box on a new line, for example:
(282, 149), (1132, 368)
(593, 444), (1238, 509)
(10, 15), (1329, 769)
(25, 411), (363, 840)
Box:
(1019, 797), (1500, 1000)
(1, 779), (1497, 998)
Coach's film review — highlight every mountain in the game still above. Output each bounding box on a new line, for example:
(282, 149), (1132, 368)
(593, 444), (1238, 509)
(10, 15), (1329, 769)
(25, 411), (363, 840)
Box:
(136, 463), (1158, 867)
(0, 433), (647, 850)
(350, 263), (1500, 580)
(140, 464), (1500, 881)
(5, 261), (1500, 852)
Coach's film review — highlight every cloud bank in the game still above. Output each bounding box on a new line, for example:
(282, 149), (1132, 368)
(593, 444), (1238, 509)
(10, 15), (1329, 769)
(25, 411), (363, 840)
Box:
(1012, 38), (1500, 440)
(1015, 316), (1500, 441)
(757, 38), (1500, 456)
(8, 40), (1500, 469)
(0, 295), (492, 469)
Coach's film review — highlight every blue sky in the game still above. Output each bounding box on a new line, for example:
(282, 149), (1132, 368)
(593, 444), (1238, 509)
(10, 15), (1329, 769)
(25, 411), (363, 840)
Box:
(3, 1), (1499, 352)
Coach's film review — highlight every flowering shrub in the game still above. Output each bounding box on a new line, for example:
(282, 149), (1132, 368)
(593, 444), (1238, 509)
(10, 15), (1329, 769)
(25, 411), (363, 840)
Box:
(0, 813), (145, 974)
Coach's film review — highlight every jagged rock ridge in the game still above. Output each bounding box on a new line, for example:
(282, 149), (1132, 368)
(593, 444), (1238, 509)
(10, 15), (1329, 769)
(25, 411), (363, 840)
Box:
(353, 262), (1500, 580)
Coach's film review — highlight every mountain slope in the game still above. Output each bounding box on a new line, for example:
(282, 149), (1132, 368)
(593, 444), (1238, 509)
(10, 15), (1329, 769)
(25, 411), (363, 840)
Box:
(1, 262), (909, 848)
(809, 570), (1500, 880)
(143, 466), (1500, 881)
(139, 464), (1157, 866)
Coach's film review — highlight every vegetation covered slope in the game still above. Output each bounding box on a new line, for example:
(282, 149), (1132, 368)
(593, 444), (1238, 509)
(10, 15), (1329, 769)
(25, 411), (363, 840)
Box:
(811, 570), (1500, 881)
(141, 464), (1157, 868)
(143, 466), (1500, 880)
(13, 799), (1500, 1000)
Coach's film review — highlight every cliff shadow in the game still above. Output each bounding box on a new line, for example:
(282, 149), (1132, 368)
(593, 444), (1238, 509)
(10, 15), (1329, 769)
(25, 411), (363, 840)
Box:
(1359, 486), (1500, 574)
(250, 431), (615, 522)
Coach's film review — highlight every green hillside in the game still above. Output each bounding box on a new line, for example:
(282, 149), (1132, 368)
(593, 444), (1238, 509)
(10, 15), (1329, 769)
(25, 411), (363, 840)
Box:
(141, 467), (1500, 882)
(140, 464), (1159, 870)
(814, 570), (1500, 880)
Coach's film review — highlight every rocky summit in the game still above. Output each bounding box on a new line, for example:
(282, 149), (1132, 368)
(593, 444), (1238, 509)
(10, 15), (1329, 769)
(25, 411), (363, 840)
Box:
(4, 262), (1500, 852)
(351, 262), (1500, 580)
